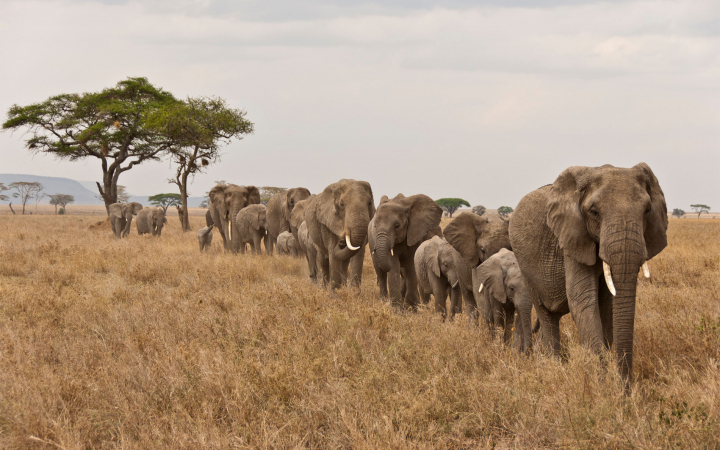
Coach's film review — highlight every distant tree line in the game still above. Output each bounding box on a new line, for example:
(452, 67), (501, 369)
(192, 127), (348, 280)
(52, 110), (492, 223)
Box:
(0, 181), (74, 215)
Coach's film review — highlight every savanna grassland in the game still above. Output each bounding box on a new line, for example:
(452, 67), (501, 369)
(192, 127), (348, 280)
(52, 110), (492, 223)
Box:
(0, 215), (718, 449)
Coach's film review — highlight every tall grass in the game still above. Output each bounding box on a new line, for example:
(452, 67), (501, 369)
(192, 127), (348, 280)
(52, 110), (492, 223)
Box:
(0, 216), (718, 448)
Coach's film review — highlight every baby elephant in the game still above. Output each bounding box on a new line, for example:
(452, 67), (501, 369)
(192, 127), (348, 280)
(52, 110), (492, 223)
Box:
(137, 206), (167, 236)
(198, 224), (214, 252)
(234, 204), (267, 254)
(473, 249), (533, 352)
(415, 236), (463, 319)
(276, 231), (299, 257)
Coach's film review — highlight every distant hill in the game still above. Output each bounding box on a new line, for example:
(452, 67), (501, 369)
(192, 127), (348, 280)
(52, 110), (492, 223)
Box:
(1, 174), (207, 207)
(0, 174), (103, 205)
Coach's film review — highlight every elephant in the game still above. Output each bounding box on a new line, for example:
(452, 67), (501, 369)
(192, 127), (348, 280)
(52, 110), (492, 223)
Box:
(289, 195), (316, 259)
(136, 207), (167, 236)
(207, 184), (261, 252)
(415, 236), (463, 319)
(205, 209), (213, 227)
(442, 212), (513, 323)
(198, 225), (214, 252)
(298, 221), (321, 282)
(109, 202), (143, 238)
(368, 193), (443, 309)
(234, 204), (267, 255)
(508, 163), (667, 385)
(305, 179), (375, 289)
(473, 249), (533, 352)
(276, 231), (299, 257)
(266, 187), (312, 255)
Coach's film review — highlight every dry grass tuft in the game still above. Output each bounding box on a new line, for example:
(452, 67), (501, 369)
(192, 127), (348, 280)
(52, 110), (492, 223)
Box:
(0, 216), (718, 448)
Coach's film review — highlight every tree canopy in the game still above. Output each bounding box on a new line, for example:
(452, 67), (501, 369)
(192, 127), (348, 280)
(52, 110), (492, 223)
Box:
(260, 187), (287, 205)
(690, 204), (710, 219)
(471, 205), (486, 216)
(49, 194), (74, 214)
(0, 183), (8, 202)
(435, 198), (470, 218)
(149, 193), (182, 213)
(497, 206), (514, 219)
(147, 97), (254, 231)
(3, 77), (180, 213)
(8, 181), (43, 214)
(672, 208), (685, 218)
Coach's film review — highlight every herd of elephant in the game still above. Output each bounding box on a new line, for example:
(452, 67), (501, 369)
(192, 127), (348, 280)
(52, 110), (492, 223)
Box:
(108, 163), (669, 386)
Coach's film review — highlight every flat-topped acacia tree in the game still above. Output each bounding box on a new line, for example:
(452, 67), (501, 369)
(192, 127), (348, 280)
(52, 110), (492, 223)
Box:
(2, 77), (180, 215)
(148, 97), (253, 232)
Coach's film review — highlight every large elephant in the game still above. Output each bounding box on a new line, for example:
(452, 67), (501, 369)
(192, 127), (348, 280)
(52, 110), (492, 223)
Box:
(276, 231), (299, 257)
(305, 179), (375, 289)
(368, 193), (443, 309)
(415, 236), (463, 318)
(234, 204), (267, 255)
(109, 202), (143, 238)
(136, 207), (167, 236)
(508, 163), (667, 384)
(266, 187), (311, 255)
(473, 249), (533, 352)
(442, 212), (513, 323)
(208, 184), (261, 252)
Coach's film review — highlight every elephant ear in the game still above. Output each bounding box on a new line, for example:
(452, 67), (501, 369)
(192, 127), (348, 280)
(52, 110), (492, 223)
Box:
(546, 166), (596, 266)
(379, 195), (390, 205)
(443, 212), (484, 267)
(109, 203), (123, 219)
(404, 194), (444, 246)
(425, 238), (441, 278)
(209, 185), (227, 217)
(245, 186), (261, 206)
(251, 209), (261, 231)
(476, 253), (507, 304)
(634, 163), (668, 260)
(316, 185), (345, 236)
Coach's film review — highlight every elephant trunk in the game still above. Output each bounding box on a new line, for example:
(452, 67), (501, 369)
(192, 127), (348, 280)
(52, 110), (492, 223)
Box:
(374, 232), (393, 272)
(517, 304), (533, 353)
(602, 222), (645, 387)
(347, 223), (368, 250)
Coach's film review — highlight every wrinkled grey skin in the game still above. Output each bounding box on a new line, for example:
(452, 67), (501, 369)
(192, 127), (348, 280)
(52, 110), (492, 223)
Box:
(109, 202), (143, 238)
(298, 221), (321, 282)
(289, 195), (316, 260)
(415, 236), (463, 319)
(305, 179), (375, 290)
(368, 194), (443, 309)
(208, 184), (261, 252)
(509, 163), (668, 386)
(205, 209), (213, 227)
(473, 249), (533, 353)
(136, 207), (167, 236)
(266, 187), (311, 256)
(443, 212), (513, 324)
(277, 231), (299, 257)
(198, 225), (214, 252)
(234, 204), (268, 255)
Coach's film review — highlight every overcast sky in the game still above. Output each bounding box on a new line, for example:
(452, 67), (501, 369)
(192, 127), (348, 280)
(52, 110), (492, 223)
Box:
(1, 0), (718, 209)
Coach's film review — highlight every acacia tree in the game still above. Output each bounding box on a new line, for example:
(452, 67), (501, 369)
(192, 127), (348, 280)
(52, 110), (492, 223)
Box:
(8, 181), (43, 214)
(149, 193), (181, 213)
(148, 97), (253, 231)
(3, 77), (180, 215)
(0, 183), (15, 214)
(49, 194), (74, 214)
(435, 198), (470, 218)
(471, 205), (486, 216)
(498, 206), (514, 219)
(691, 204), (710, 219)
(260, 187), (287, 205)
(672, 208), (685, 219)
(32, 185), (47, 213)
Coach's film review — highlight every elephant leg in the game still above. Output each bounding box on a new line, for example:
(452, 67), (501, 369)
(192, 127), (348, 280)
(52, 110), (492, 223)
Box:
(402, 259), (420, 309)
(565, 256), (604, 354)
(464, 292), (479, 326)
(123, 218), (133, 237)
(328, 251), (344, 290)
(376, 266), (389, 299)
(430, 276), (448, 318)
(253, 234), (263, 255)
(266, 234), (275, 256)
(598, 276), (614, 349)
(448, 286), (462, 321)
(534, 301), (562, 356)
(348, 245), (365, 288)
(502, 303), (516, 345)
(418, 286), (430, 305)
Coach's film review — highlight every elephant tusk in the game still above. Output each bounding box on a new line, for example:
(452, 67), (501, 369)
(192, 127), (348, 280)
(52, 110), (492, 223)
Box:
(390, 248), (394, 256)
(478, 283), (483, 293)
(452, 281), (459, 289)
(346, 235), (360, 251)
(228, 219), (232, 240)
(603, 261), (616, 296)
(641, 261), (650, 278)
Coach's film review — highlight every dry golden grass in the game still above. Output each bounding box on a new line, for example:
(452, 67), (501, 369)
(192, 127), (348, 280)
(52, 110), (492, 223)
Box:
(0, 216), (718, 449)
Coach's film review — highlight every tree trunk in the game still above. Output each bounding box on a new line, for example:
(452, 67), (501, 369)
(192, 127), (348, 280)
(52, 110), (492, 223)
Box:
(55, 204), (57, 214)
(8, 203), (15, 214)
(180, 170), (191, 232)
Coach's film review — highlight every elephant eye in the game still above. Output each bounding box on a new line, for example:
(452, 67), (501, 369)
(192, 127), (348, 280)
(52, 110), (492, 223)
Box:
(394, 223), (400, 228)
(589, 205), (599, 218)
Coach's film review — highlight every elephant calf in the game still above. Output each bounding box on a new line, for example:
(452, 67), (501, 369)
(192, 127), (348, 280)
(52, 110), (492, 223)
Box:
(234, 204), (267, 255)
(198, 225), (214, 252)
(276, 231), (299, 257)
(473, 249), (533, 353)
(137, 207), (167, 236)
(298, 221), (321, 282)
(415, 236), (462, 319)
